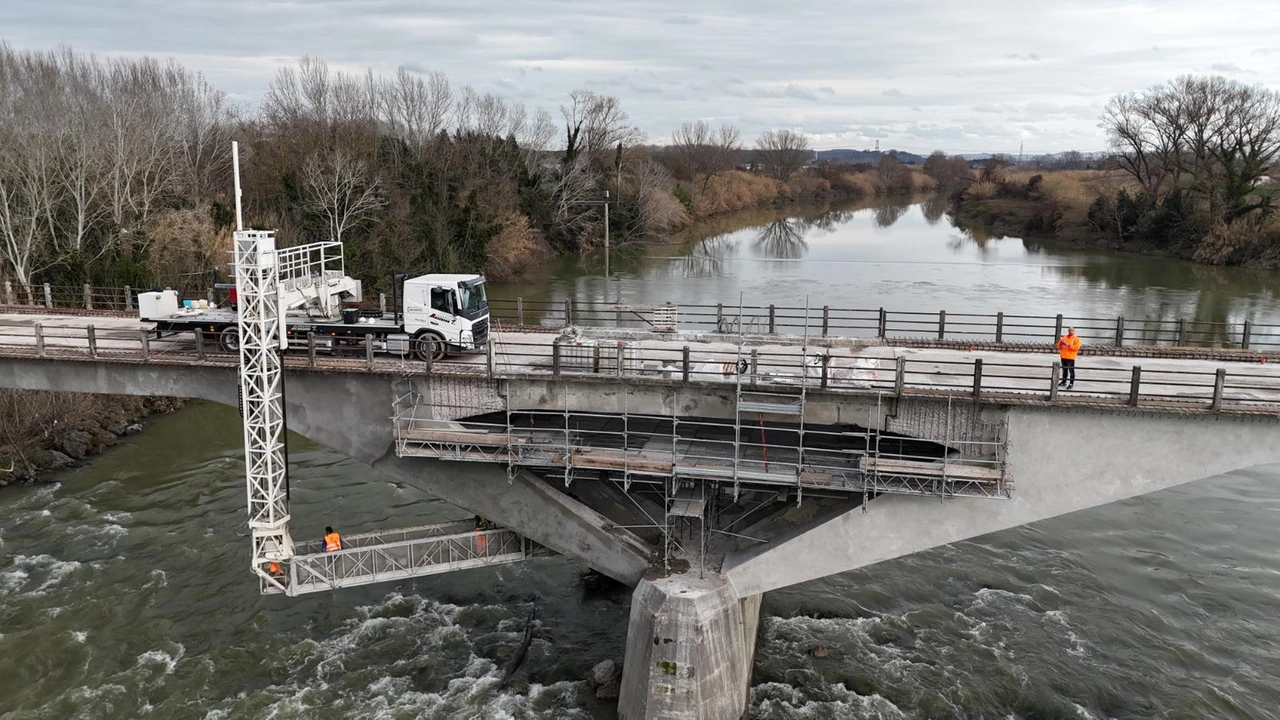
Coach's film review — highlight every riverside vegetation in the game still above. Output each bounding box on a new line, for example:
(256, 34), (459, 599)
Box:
(0, 43), (933, 484)
(944, 75), (1280, 268)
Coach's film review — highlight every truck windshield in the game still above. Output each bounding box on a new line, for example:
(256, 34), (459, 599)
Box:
(458, 282), (488, 317)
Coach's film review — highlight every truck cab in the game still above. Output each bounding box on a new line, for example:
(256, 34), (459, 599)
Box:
(401, 274), (490, 355)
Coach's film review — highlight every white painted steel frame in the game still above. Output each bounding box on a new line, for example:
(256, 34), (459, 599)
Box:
(234, 229), (294, 594)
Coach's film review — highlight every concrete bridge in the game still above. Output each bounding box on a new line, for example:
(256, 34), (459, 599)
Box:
(3, 305), (1280, 719)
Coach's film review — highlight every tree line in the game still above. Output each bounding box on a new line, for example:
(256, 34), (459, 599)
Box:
(0, 44), (846, 295)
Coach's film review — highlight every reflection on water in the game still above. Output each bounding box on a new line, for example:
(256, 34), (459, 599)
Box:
(490, 195), (1280, 334)
(873, 197), (911, 228)
(755, 219), (807, 259)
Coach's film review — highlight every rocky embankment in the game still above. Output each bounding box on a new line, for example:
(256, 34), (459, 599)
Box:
(0, 392), (184, 486)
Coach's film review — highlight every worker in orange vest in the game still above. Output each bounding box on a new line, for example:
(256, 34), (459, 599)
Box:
(474, 515), (489, 555)
(1056, 327), (1081, 389)
(323, 526), (343, 552)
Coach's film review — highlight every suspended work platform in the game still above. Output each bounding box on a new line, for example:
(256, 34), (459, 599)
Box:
(263, 520), (551, 596)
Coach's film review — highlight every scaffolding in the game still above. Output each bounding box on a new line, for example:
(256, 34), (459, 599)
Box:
(392, 386), (1011, 501)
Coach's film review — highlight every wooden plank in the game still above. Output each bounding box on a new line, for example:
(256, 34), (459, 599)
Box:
(863, 457), (1002, 482)
(570, 448), (675, 474)
(401, 428), (527, 446)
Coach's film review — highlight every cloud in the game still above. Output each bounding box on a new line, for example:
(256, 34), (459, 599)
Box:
(783, 84), (820, 101)
(4, 0), (1279, 153)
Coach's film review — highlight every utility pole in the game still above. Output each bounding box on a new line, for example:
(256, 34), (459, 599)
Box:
(604, 191), (610, 278)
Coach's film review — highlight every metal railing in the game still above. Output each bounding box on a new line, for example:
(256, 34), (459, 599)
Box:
(5, 283), (1278, 350)
(1, 320), (1278, 416)
(486, 298), (1280, 351)
(273, 520), (549, 596)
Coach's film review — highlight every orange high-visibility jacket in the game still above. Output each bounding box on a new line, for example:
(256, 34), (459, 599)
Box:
(324, 532), (343, 552)
(1057, 333), (1081, 360)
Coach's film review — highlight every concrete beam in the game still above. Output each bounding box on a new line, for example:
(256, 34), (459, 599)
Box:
(725, 407), (1280, 596)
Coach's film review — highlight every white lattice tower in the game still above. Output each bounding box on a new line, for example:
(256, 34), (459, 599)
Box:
(235, 228), (293, 593)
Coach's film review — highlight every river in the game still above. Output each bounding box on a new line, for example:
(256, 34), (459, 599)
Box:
(3, 197), (1280, 719)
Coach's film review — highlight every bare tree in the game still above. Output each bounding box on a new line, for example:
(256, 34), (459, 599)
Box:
(671, 120), (742, 190)
(562, 90), (645, 160)
(754, 129), (812, 182)
(300, 149), (386, 243)
(1104, 75), (1280, 222)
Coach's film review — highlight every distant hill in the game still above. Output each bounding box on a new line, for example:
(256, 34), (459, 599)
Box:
(813, 149), (927, 165)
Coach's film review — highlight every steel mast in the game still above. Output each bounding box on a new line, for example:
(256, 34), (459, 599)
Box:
(231, 141), (293, 593)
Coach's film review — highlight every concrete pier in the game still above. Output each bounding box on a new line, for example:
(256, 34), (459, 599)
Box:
(618, 574), (761, 720)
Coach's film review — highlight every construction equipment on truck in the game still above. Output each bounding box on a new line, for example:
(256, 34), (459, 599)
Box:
(136, 241), (489, 361)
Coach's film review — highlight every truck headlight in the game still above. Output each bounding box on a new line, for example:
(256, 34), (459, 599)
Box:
(461, 329), (474, 347)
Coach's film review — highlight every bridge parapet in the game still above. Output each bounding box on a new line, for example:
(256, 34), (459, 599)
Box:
(3, 313), (1280, 417)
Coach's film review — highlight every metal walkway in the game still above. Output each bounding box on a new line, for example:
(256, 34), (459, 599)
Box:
(265, 520), (550, 596)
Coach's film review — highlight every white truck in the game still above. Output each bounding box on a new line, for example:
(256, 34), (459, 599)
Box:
(138, 241), (489, 361)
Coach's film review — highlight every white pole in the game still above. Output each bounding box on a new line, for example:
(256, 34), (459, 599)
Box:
(232, 141), (244, 232)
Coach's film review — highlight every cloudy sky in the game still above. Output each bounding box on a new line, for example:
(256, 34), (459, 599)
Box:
(3, 0), (1278, 153)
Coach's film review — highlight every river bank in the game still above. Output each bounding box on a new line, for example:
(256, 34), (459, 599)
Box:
(485, 167), (938, 281)
(0, 392), (184, 487)
(948, 169), (1280, 270)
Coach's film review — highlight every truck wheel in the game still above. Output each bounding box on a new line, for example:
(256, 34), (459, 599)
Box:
(218, 327), (240, 353)
(414, 332), (446, 362)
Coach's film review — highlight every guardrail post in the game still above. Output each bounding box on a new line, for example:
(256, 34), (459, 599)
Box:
(1050, 361), (1060, 401)
(517, 297), (525, 326)
(1242, 320), (1252, 350)
(379, 293), (387, 314)
(938, 310), (946, 340)
(552, 342), (562, 377)
(1128, 366), (1142, 407)
(877, 307), (887, 338)
(615, 341), (624, 377)
(821, 353), (830, 389)
(768, 305), (776, 334)
(84, 284), (92, 310)
(682, 345), (690, 382)
(365, 335), (374, 370)
(1115, 316), (1125, 347)
(821, 306), (830, 337)
(615, 305), (622, 326)
(592, 343), (601, 374)
(195, 328), (206, 361)
(1212, 368), (1226, 411)
(487, 337), (496, 378)
(563, 299), (572, 327)
(307, 332), (316, 367)
(34, 323), (44, 357)
(3, 281), (11, 305)
(894, 356), (906, 397)
(716, 303), (724, 332)
(424, 338), (433, 373)
(1177, 318), (1188, 346)
(87, 325), (97, 358)
(43, 283), (51, 309)
(972, 358), (983, 400)
(749, 349), (759, 387)
(1054, 314), (1063, 342)
(124, 286), (132, 311)
(139, 329), (149, 361)
(995, 312), (1004, 343)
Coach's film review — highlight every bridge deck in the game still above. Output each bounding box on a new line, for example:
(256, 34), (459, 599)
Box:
(2, 311), (1280, 416)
